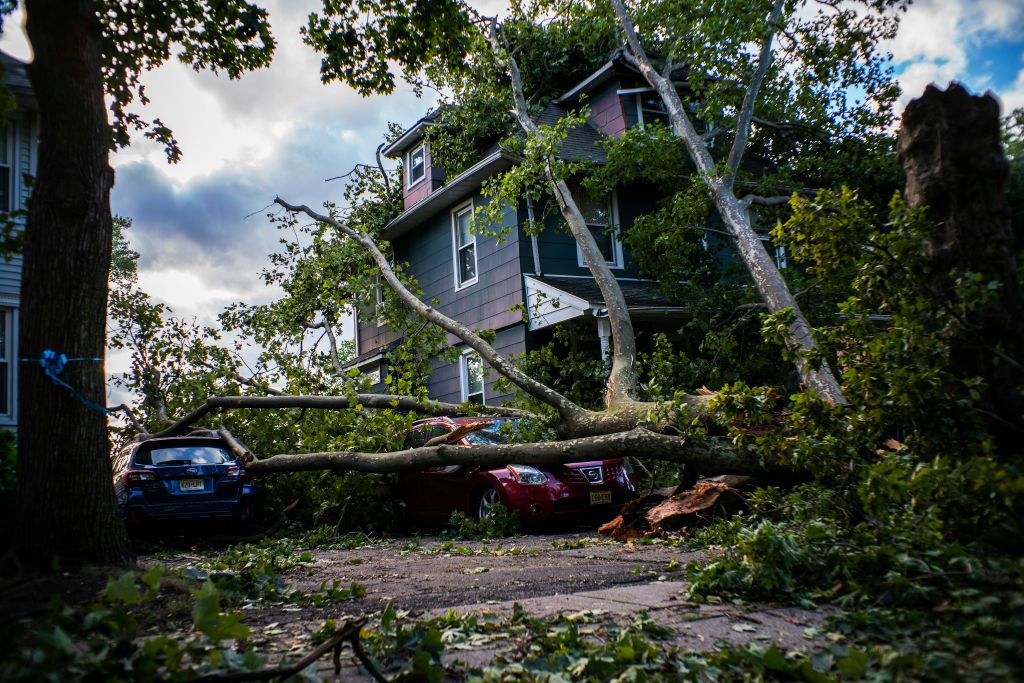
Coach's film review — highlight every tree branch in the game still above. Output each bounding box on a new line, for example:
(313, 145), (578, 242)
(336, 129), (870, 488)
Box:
(306, 318), (345, 375)
(108, 403), (145, 434)
(245, 428), (789, 478)
(192, 618), (370, 683)
(152, 394), (542, 438)
(486, 20), (640, 406)
(740, 194), (791, 208)
(199, 360), (284, 396)
(274, 198), (587, 421)
(609, 0), (846, 406)
(725, 0), (786, 186)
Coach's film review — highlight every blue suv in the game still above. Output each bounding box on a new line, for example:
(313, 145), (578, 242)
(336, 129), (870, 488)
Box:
(111, 430), (258, 528)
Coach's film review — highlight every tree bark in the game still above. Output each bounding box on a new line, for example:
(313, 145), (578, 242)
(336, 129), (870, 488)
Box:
(609, 0), (847, 405)
(152, 394), (541, 438)
(245, 428), (787, 478)
(897, 83), (1024, 451)
(490, 23), (640, 405)
(274, 197), (591, 422)
(14, 0), (133, 569)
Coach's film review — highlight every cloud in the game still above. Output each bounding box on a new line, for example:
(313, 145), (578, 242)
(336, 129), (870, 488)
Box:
(889, 0), (1024, 108)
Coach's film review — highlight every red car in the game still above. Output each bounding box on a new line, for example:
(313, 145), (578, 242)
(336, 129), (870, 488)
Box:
(398, 417), (637, 524)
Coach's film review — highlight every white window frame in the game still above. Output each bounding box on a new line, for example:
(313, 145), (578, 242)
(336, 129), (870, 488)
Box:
(758, 234), (787, 270)
(573, 187), (623, 270)
(451, 200), (479, 290)
(0, 308), (14, 421)
(360, 362), (383, 386)
(405, 143), (426, 189)
(460, 349), (486, 405)
(0, 122), (13, 214)
(635, 93), (670, 129)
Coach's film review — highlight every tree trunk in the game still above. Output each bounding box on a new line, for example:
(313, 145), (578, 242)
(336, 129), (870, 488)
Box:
(898, 83), (1024, 452)
(14, 0), (133, 569)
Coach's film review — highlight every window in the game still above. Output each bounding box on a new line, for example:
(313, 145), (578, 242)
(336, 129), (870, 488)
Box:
(460, 350), (485, 404)
(573, 185), (622, 269)
(360, 362), (382, 386)
(758, 234), (787, 269)
(406, 144), (426, 188)
(636, 93), (670, 128)
(0, 310), (8, 416)
(452, 201), (478, 288)
(0, 124), (11, 213)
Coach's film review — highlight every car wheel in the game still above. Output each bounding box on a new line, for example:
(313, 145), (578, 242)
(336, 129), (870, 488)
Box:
(476, 486), (505, 520)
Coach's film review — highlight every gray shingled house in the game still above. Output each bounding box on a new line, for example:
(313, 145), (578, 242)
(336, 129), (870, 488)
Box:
(344, 52), (697, 406)
(0, 51), (38, 428)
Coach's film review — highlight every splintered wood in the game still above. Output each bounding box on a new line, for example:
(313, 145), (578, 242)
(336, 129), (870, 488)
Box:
(599, 476), (752, 539)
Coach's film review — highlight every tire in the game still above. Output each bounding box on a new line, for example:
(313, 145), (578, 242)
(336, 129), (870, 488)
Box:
(475, 486), (505, 520)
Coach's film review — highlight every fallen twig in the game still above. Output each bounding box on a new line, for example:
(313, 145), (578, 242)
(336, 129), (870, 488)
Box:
(191, 617), (374, 682)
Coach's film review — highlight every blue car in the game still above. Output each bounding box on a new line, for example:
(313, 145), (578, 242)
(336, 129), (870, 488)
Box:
(111, 431), (258, 528)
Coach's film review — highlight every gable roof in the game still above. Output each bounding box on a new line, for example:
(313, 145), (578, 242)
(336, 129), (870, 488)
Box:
(381, 104), (608, 241)
(1, 51), (36, 110)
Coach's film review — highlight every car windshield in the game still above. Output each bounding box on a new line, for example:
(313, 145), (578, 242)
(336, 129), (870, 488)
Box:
(465, 424), (510, 446)
(136, 446), (233, 466)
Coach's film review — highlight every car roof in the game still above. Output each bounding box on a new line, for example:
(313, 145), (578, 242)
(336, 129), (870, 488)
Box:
(411, 416), (508, 428)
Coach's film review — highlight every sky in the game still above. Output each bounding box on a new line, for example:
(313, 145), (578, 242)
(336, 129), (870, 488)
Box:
(1, 0), (1023, 403)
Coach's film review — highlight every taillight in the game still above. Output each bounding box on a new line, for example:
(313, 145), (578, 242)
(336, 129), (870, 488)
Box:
(122, 470), (155, 486)
(226, 465), (252, 483)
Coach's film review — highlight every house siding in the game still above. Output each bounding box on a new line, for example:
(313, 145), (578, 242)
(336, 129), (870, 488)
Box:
(587, 83), (626, 137)
(429, 324), (527, 405)
(402, 143), (446, 211)
(0, 114), (33, 302)
(535, 181), (656, 279)
(0, 109), (34, 428)
(357, 191), (527, 403)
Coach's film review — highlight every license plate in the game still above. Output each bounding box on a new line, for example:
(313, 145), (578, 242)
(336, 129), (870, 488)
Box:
(590, 490), (612, 505)
(180, 478), (204, 492)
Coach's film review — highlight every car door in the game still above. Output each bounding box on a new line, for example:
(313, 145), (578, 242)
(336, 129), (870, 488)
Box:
(402, 424), (471, 518)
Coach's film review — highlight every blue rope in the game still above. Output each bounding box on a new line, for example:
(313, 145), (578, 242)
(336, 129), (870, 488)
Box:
(20, 349), (109, 414)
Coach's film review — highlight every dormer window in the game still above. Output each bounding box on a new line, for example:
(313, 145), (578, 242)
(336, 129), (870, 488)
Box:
(636, 93), (670, 128)
(406, 143), (426, 188)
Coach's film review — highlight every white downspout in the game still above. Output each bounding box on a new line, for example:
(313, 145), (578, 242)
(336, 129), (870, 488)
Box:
(525, 194), (542, 276)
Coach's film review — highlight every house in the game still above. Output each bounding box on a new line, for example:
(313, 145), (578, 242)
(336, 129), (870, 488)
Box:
(344, 51), (708, 406)
(0, 51), (37, 429)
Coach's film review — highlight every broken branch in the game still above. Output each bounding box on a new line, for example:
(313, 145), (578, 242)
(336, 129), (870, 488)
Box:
(152, 394), (541, 438)
(245, 428), (789, 478)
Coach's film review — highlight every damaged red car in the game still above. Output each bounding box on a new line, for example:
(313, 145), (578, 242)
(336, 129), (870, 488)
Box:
(398, 417), (637, 524)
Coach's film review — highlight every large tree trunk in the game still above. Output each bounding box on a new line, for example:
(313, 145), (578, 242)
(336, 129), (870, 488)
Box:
(14, 0), (133, 569)
(897, 83), (1024, 453)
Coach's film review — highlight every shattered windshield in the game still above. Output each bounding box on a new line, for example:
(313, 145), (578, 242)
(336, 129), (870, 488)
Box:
(465, 423), (510, 446)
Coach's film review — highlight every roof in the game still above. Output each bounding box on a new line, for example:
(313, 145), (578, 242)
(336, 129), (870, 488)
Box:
(553, 47), (688, 108)
(531, 275), (682, 310)
(535, 104), (608, 164)
(1, 50), (36, 110)
(381, 106), (448, 157)
(381, 104), (607, 241)
(381, 150), (518, 241)
(341, 339), (401, 371)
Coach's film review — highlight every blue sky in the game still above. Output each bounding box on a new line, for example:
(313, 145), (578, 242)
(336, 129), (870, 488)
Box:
(1, 0), (1022, 399)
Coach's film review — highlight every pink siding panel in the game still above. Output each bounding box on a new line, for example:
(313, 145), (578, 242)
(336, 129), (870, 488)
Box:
(403, 144), (440, 210)
(588, 88), (626, 137)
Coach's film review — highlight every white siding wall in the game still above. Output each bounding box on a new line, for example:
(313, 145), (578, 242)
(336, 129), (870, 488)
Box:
(0, 111), (35, 427)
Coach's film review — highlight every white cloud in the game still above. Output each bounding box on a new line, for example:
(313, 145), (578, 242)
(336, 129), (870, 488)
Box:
(996, 63), (1024, 113)
(890, 0), (1024, 108)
